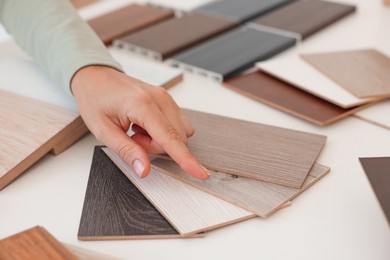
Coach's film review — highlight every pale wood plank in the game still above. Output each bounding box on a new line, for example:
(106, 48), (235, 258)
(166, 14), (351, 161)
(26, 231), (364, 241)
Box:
(178, 109), (326, 189)
(103, 148), (255, 236)
(355, 100), (390, 130)
(152, 158), (330, 217)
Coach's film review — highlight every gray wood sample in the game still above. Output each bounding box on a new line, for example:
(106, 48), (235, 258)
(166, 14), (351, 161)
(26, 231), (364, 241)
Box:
(78, 147), (202, 240)
(359, 157), (390, 225)
(251, 0), (356, 39)
(302, 49), (390, 98)
(152, 158), (331, 217)
(175, 109), (327, 189)
(103, 148), (255, 236)
(195, 0), (293, 22)
(167, 26), (296, 81)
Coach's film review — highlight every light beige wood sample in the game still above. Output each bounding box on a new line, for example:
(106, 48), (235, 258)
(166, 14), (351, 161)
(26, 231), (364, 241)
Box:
(51, 121), (89, 155)
(64, 244), (120, 260)
(0, 90), (80, 190)
(355, 100), (390, 130)
(302, 49), (390, 98)
(152, 159), (330, 217)
(178, 109), (326, 189)
(103, 148), (256, 236)
(70, 0), (97, 9)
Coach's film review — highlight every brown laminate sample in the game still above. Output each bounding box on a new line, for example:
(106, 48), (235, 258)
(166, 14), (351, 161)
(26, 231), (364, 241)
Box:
(302, 49), (390, 98)
(168, 109), (326, 188)
(70, 0), (96, 9)
(359, 157), (390, 225)
(0, 226), (77, 260)
(0, 90), (81, 190)
(224, 71), (368, 125)
(117, 12), (238, 60)
(88, 4), (175, 45)
(152, 158), (330, 217)
(78, 147), (202, 240)
(251, 0), (356, 39)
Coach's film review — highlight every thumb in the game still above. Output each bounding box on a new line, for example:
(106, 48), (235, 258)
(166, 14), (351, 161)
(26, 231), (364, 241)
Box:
(97, 122), (151, 178)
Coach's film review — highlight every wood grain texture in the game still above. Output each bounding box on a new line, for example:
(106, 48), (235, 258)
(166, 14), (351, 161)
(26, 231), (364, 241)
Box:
(117, 12), (238, 60)
(51, 121), (89, 155)
(103, 148), (255, 236)
(355, 100), (390, 130)
(257, 56), (378, 108)
(88, 4), (174, 45)
(152, 158), (330, 217)
(302, 49), (390, 98)
(0, 226), (77, 260)
(78, 147), (203, 240)
(359, 157), (390, 225)
(109, 48), (183, 89)
(70, 0), (96, 9)
(195, 0), (292, 22)
(168, 26), (296, 81)
(224, 71), (369, 126)
(251, 0), (356, 39)
(0, 90), (80, 190)
(174, 109), (326, 188)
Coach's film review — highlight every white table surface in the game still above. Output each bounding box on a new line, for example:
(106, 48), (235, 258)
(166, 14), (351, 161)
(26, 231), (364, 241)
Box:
(1, 0), (390, 259)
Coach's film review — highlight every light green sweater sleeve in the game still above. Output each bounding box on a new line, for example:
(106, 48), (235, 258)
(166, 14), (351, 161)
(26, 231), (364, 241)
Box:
(0, 0), (122, 96)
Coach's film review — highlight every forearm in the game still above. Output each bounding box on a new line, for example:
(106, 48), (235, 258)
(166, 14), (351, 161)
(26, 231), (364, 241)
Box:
(0, 0), (121, 95)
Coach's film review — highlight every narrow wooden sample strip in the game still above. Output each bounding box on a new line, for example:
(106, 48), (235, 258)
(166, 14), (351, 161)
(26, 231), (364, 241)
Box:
(117, 12), (238, 60)
(88, 4), (174, 45)
(359, 157), (390, 225)
(195, 0), (292, 22)
(168, 26), (296, 81)
(174, 109), (326, 188)
(224, 71), (368, 125)
(0, 90), (80, 190)
(355, 100), (390, 130)
(103, 148), (255, 236)
(251, 0), (356, 39)
(302, 49), (390, 98)
(0, 226), (77, 260)
(152, 159), (330, 217)
(257, 56), (377, 108)
(78, 147), (203, 240)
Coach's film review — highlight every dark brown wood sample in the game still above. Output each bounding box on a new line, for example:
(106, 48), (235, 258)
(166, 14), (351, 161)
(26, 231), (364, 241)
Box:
(87, 4), (175, 45)
(165, 109), (326, 188)
(195, 0), (293, 22)
(117, 12), (238, 60)
(78, 146), (201, 240)
(224, 70), (368, 125)
(359, 157), (390, 225)
(0, 226), (77, 260)
(251, 0), (356, 39)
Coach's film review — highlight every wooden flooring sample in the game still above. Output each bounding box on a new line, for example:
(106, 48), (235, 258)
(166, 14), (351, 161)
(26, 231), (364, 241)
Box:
(251, 0), (356, 39)
(70, 0), (96, 9)
(302, 49), (390, 98)
(224, 70), (367, 125)
(359, 157), (390, 225)
(110, 48), (183, 88)
(152, 158), (330, 217)
(147, 0), (213, 11)
(195, 0), (292, 22)
(174, 109), (326, 188)
(168, 26), (296, 81)
(116, 12), (238, 60)
(88, 4), (174, 45)
(78, 147), (199, 240)
(0, 226), (77, 260)
(355, 100), (390, 130)
(0, 90), (80, 190)
(103, 148), (255, 236)
(257, 55), (377, 108)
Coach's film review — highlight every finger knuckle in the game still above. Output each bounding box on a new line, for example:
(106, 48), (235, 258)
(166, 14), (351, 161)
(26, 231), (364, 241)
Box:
(117, 144), (138, 163)
(165, 125), (182, 142)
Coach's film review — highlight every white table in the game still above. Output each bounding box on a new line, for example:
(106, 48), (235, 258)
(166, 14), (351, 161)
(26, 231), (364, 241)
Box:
(1, 0), (390, 259)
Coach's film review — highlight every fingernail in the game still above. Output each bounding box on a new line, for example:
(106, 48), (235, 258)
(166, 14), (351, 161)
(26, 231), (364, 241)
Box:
(133, 159), (145, 178)
(201, 165), (211, 178)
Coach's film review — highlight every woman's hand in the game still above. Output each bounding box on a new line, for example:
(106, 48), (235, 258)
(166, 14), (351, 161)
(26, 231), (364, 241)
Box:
(71, 65), (209, 179)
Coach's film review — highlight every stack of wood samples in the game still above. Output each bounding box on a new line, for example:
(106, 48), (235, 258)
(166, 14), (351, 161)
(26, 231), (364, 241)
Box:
(115, 12), (238, 60)
(80, 110), (329, 240)
(87, 4), (175, 45)
(251, 0), (356, 39)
